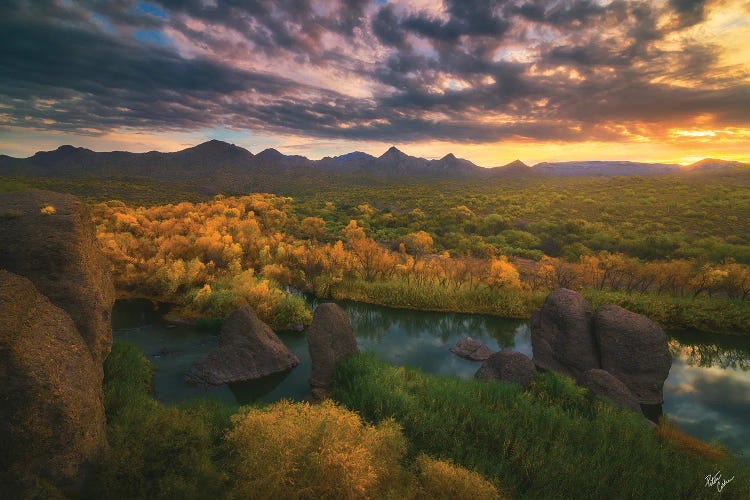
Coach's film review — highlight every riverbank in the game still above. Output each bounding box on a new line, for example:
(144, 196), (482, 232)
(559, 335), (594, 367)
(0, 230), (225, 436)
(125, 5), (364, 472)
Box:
(329, 279), (750, 335)
(113, 297), (750, 458)
(113, 276), (750, 336)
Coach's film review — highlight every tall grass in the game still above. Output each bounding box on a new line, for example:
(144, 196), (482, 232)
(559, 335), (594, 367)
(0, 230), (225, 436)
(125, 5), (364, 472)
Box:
(87, 341), (231, 498)
(585, 289), (750, 334)
(331, 278), (543, 318)
(331, 354), (750, 499)
(330, 278), (750, 334)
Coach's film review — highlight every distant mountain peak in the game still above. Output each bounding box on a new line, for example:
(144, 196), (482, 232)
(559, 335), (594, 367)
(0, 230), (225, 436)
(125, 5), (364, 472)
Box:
(503, 159), (529, 169)
(191, 139), (230, 149)
(686, 158), (746, 170)
(180, 140), (253, 160)
(257, 148), (283, 157)
(441, 153), (457, 161)
(30, 144), (92, 160)
(53, 145), (91, 154)
(334, 151), (374, 162)
(380, 146), (406, 159)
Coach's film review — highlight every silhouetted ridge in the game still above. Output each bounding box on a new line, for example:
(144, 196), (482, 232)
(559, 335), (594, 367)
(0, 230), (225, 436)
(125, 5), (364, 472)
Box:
(0, 142), (746, 185)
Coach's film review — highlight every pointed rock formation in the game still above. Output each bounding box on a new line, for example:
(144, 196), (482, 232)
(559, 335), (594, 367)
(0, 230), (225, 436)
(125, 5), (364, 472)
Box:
(307, 303), (359, 391)
(186, 306), (299, 385)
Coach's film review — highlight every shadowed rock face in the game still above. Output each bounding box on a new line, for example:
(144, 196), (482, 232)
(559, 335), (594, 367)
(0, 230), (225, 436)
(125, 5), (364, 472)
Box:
(530, 288), (599, 377)
(0, 190), (115, 367)
(579, 369), (642, 414)
(450, 337), (494, 361)
(475, 350), (536, 389)
(595, 305), (671, 405)
(0, 270), (107, 492)
(186, 306), (299, 385)
(307, 303), (359, 389)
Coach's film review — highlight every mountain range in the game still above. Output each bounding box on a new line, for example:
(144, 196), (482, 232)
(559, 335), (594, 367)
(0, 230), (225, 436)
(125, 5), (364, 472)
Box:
(0, 140), (746, 183)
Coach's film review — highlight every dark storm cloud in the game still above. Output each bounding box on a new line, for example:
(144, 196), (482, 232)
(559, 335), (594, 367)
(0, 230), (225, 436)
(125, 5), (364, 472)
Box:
(399, 0), (510, 41)
(513, 0), (611, 26)
(0, 0), (748, 144)
(669, 0), (710, 25)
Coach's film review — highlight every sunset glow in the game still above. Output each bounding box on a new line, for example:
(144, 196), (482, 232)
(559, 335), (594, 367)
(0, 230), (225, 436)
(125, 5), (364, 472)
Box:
(1, 0), (749, 164)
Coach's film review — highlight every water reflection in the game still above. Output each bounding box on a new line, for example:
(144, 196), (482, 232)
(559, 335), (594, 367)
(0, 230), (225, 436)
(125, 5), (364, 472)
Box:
(660, 330), (750, 457)
(112, 299), (750, 458)
(669, 330), (750, 371)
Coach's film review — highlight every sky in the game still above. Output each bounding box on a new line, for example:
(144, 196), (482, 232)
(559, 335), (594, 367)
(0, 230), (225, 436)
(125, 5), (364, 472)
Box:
(1, 0), (749, 166)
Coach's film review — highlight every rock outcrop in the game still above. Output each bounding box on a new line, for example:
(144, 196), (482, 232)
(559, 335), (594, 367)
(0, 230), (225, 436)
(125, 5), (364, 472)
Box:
(475, 350), (536, 389)
(594, 305), (671, 405)
(579, 369), (642, 413)
(450, 337), (494, 361)
(530, 288), (599, 377)
(0, 190), (115, 367)
(307, 303), (359, 390)
(0, 270), (107, 492)
(186, 306), (299, 385)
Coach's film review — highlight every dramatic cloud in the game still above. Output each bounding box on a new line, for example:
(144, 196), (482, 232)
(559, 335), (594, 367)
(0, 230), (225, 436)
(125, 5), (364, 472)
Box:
(0, 0), (749, 161)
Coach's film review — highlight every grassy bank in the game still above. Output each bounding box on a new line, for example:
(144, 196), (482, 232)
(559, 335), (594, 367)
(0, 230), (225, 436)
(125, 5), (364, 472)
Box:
(329, 278), (750, 334)
(331, 354), (750, 499)
(330, 278), (543, 318)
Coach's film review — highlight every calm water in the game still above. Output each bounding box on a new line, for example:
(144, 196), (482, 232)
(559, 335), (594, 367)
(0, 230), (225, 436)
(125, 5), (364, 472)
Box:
(112, 299), (750, 458)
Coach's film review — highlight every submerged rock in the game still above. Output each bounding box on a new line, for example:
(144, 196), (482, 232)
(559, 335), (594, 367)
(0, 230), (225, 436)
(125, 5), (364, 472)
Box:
(0, 190), (115, 367)
(530, 288), (599, 377)
(186, 306), (299, 385)
(475, 350), (536, 389)
(307, 303), (359, 390)
(0, 270), (107, 492)
(579, 369), (642, 413)
(594, 305), (671, 405)
(450, 337), (495, 361)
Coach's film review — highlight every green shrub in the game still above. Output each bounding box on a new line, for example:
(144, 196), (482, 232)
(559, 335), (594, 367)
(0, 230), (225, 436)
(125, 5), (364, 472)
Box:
(270, 293), (312, 330)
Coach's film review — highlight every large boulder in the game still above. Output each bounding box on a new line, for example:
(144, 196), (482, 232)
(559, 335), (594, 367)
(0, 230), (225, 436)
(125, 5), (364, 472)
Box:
(579, 369), (642, 414)
(594, 305), (671, 405)
(186, 306), (299, 385)
(530, 288), (599, 377)
(0, 270), (107, 492)
(450, 337), (494, 361)
(307, 303), (359, 390)
(0, 190), (115, 367)
(475, 350), (536, 389)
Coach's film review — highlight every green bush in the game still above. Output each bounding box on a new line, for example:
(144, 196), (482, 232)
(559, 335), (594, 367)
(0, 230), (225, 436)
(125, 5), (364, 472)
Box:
(270, 293), (312, 330)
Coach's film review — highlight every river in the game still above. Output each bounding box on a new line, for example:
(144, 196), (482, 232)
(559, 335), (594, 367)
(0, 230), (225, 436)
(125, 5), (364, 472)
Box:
(112, 298), (750, 458)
